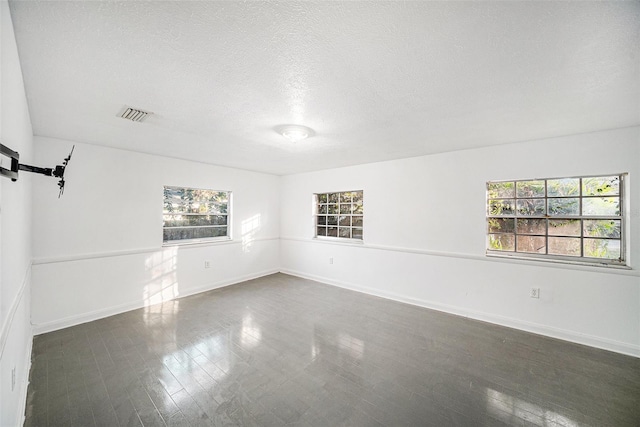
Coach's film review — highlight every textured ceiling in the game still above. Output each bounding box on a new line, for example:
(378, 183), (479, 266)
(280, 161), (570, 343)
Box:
(9, 1), (640, 175)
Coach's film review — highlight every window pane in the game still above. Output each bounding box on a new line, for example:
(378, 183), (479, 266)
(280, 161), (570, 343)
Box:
(582, 197), (620, 216)
(213, 215), (227, 226)
(516, 181), (545, 198)
(207, 196), (227, 213)
(164, 197), (228, 214)
(488, 199), (515, 216)
(548, 237), (581, 256)
(163, 214), (227, 227)
(162, 229), (176, 241)
(548, 198), (579, 216)
(208, 203), (228, 215)
(213, 191), (228, 202)
(327, 227), (338, 237)
(164, 188), (228, 208)
(352, 228), (363, 240)
(516, 199), (545, 216)
(340, 204), (351, 214)
(338, 227), (351, 238)
(209, 227), (228, 238)
(162, 215), (178, 227)
(548, 219), (580, 236)
(488, 234), (514, 251)
(327, 204), (338, 214)
(163, 226), (226, 242)
(339, 216), (350, 226)
(583, 219), (621, 238)
(164, 201), (187, 214)
(329, 193), (339, 203)
(163, 187), (183, 199)
(164, 188), (187, 202)
(340, 192), (353, 203)
(353, 202), (363, 214)
(547, 178), (579, 197)
(316, 226), (327, 237)
(584, 239), (620, 259)
(487, 182), (514, 199)
(327, 216), (338, 226)
(317, 194), (328, 203)
(318, 205), (328, 214)
(582, 176), (619, 196)
(352, 216), (363, 227)
(317, 216), (327, 226)
(516, 236), (546, 254)
(516, 218), (546, 235)
(352, 191), (363, 203)
(487, 218), (514, 233)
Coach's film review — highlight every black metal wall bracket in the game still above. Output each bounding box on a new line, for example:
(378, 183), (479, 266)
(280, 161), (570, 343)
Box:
(0, 143), (20, 181)
(1, 143), (75, 197)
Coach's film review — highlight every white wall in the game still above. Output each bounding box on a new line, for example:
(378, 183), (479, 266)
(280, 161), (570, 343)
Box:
(0, 0), (34, 425)
(280, 126), (640, 357)
(31, 137), (280, 333)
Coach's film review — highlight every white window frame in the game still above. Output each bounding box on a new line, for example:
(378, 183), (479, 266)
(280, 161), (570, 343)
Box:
(163, 186), (231, 245)
(486, 174), (627, 268)
(314, 190), (364, 241)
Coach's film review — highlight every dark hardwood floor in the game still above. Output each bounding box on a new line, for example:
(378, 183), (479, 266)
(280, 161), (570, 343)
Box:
(24, 273), (640, 426)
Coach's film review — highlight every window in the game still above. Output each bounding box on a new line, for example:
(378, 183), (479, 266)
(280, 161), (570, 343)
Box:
(315, 190), (363, 240)
(163, 186), (230, 244)
(486, 175), (626, 266)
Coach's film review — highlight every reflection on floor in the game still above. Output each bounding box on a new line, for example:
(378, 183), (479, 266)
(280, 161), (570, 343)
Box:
(24, 273), (640, 426)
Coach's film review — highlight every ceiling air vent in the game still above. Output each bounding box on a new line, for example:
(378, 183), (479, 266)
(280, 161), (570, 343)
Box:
(119, 106), (152, 122)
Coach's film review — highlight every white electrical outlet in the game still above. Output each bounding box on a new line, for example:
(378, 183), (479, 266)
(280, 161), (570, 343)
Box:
(329, 257), (334, 265)
(204, 261), (211, 269)
(530, 287), (540, 299)
(11, 367), (16, 391)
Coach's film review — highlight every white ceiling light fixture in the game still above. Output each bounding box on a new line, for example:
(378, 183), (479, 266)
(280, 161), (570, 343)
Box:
(278, 125), (314, 143)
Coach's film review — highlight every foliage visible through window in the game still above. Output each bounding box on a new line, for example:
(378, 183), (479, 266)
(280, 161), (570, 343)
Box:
(163, 186), (230, 243)
(486, 175), (625, 265)
(315, 191), (363, 240)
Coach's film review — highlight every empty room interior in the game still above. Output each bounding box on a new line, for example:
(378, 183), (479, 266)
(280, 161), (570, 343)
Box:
(1, 1), (639, 426)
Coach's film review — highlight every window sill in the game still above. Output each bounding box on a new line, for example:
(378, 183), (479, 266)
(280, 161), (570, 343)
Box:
(486, 251), (631, 270)
(162, 237), (233, 248)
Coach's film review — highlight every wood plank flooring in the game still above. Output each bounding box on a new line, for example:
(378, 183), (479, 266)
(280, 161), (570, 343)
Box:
(23, 273), (640, 426)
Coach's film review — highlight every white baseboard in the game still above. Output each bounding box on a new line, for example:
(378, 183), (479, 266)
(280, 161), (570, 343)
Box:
(32, 269), (279, 335)
(176, 269), (280, 301)
(30, 265), (640, 358)
(280, 269), (640, 358)
(15, 329), (33, 427)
